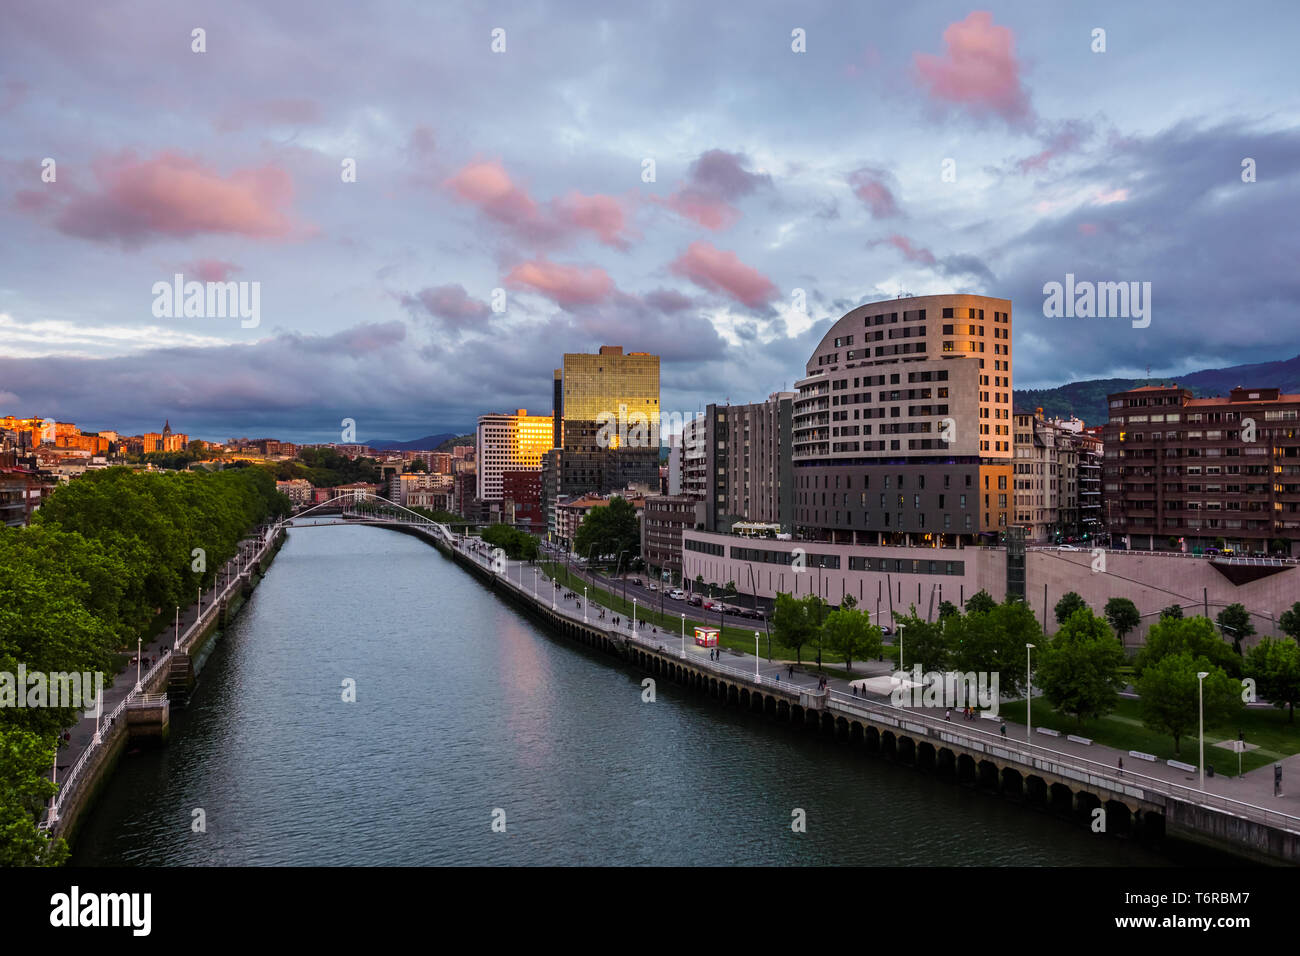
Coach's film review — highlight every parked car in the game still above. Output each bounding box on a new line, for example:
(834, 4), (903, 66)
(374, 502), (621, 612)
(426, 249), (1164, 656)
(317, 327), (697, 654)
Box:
(687, 595), (703, 607)
(668, 588), (686, 600)
(628, 576), (642, 586)
(1057, 544), (1080, 551)
(646, 582), (659, 591)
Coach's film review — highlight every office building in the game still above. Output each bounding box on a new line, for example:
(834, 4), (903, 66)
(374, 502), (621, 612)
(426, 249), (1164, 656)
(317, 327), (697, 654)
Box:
(475, 409), (552, 501)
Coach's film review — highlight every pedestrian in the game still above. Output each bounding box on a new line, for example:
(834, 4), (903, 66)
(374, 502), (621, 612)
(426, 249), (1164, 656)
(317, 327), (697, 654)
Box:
(1117, 757), (1123, 775)
(945, 708), (951, 721)
(1000, 722), (1006, 738)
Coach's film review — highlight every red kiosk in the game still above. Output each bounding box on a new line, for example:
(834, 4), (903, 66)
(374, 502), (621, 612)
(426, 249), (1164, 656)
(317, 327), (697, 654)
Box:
(694, 626), (720, 647)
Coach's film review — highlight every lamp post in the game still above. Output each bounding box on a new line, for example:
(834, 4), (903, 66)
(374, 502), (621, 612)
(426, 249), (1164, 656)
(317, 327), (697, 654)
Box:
(197, 586), (202, 622)
(92, 682), (102, 746)
(174, 606), (180, 651)
(681, 612), (686, 658)
(897, 622), (906, 672)
(135, 636), (142, 693)
(1027, 643), (1036, 745)
(755, 631), (760, 683)
(633, 597), (638, 633)
(1198, 670), (1210, 789)
(584, 586), (588, 623)
(534, 567), (538, 601)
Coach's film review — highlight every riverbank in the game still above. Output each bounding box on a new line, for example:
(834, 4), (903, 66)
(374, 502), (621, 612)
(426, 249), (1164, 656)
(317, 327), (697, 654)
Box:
(45, 526), (286, 849)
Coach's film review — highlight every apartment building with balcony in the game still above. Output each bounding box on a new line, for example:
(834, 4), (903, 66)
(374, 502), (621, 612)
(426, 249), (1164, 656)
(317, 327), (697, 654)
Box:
(1102, 385), (1300, 553)
(792, 294), (1013, 547)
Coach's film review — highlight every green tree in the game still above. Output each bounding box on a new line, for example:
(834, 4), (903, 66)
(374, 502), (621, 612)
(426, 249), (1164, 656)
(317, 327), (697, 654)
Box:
(1136, 654), (1240, 755)
(1104, 597), (1141, 644)
(937, 600), (959, 619)
(1160, 603), (1185, 621)
(724, 580), (738, 598)
(1054, 591), (1088, 625)
(1134, 615), (1240, 680)
(1245, 636), (1300, 722)
(572, 496), (640, 564)
(0, 728), (68, 866)
(964, 590), (996, 615)
(1215, 603), (1254, 654)
(894, 607), (950, 673)
(1277, 602), (1300, 641)
(821, 607), (882, 673)
(772, 592), (818, 665)
(1036, 609), (1126, 727)
(949, 599), (1036, 697)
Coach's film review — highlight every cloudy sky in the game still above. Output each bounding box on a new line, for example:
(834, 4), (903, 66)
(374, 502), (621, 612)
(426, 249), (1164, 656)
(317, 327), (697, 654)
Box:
(2, 1), (1298, 443)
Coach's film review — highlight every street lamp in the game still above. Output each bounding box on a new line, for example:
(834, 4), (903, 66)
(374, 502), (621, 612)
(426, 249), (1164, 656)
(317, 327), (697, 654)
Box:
(681, 612), (686, 658)
(1027, 643), (1036, 745)
(897, 622), (906, 672)
(134, 636), (142, 692)
(633, 597), (638, 633)
(174, 606), (181, 651)
(1198, 670), (1210, 789)
(755, 631), (760, 683)
(583, 586), (588, 623)
(533, 567), (538, 600)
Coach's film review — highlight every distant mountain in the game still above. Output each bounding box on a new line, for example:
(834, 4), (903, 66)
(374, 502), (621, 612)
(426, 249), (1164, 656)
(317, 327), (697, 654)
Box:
(369, 432), (460, 451)
(1014, 355), (1300, 426)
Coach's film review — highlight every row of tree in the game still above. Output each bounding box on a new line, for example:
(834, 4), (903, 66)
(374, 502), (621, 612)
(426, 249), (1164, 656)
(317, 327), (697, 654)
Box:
(0, 466), (288, 866)
(481, 523), (540, 561)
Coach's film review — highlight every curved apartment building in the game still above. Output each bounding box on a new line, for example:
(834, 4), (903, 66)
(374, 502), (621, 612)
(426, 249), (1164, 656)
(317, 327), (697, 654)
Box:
(793, 294), (1013, 547)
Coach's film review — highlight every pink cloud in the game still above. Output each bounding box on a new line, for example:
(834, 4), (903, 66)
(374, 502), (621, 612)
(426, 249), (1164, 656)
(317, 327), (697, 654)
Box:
(1016, 121), (1090, 174)
(1092, 188), (1129, 205)
(669, 241), (778, 308)
(445, 160), (631, 248)
(914, 11), (1031, 125)
(878, 234), (937, 265)
(655, 150), (770, 231)
(188, 259), (241, 282)
(1078, 222), (1099, 236)
(847, 168), (900, 218)
(505, 259), (615, 307)
(33, 150), (301, 244)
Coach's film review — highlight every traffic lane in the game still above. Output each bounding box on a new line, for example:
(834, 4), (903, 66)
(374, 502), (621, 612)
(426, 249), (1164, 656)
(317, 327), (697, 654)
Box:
(559, 566), (769, 621)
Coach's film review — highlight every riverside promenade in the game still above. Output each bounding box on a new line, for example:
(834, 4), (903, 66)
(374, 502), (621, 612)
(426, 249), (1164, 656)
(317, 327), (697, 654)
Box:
(432, 527), (1300, 863)
(42, 525), (282, 838)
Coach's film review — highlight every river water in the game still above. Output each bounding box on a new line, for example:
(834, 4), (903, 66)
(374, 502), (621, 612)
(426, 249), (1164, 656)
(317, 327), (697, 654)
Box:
(71, 524), (1200, 866)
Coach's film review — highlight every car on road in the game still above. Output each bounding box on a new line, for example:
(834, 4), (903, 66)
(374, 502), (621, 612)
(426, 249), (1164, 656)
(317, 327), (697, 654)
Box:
(687, 594), (703, 607)
(668, 588), (686, 600)
(1057, 544), (1080, 551)
(646, 582), (658, 591)
(628, 577), (642, 586)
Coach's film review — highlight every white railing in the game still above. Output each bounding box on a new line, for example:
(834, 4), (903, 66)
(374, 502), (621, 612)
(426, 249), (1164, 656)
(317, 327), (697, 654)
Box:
(42, 527), (281, 830)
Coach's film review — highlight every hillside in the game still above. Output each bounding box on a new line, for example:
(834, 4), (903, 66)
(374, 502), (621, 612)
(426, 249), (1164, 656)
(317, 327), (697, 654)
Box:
(369, 432), (459, 451)
(1014, 354), (1300, 425)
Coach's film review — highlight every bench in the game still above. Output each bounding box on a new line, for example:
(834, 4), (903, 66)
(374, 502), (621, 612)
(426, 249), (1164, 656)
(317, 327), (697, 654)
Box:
(1167, 759), (1198, 773)
(1036, 727), (1061, 737)
(1067, 734), (1093, 745)
(1128, 750), (1158, 762)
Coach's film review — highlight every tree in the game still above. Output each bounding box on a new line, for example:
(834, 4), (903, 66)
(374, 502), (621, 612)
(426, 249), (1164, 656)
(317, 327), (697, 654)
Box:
(840, 594), (857, 610)
(1278, 602), (1300, 641)
(724, 580), (738, 598)
(1245, 636), (1300, 722)
(1216, 603), (1254, 654)
(1135, 615), (1240, 680)
(1054, 591), (1088, 625)
(964, 590), (996, 615)
(0, 728), (68, 866)
(772, 592), (817, 665)
(1136, 654), (1240, 755)
(821, 607), (882, 673)
(694, 574), (704, 592)
(1104, 597), (1141, 644)
(572, 496), (640, 563)
(948, 599), (1036, 697)
(1036, 609), (1126, 727)
(406, 459), (428, 473)
(1160, 603), (1185, 621)
(937, 600), (959, 619)
(893, 606), (950, 673)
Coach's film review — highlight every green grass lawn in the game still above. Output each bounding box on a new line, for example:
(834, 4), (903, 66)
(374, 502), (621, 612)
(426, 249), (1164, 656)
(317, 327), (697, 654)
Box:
(999, 696), (1300, 776)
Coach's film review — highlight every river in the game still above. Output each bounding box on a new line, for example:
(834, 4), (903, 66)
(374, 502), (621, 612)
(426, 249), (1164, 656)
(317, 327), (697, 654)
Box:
(71, 523), (1207, 866)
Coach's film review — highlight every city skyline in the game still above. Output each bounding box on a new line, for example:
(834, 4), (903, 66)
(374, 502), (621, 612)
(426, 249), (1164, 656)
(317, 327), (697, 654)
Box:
(3, 1), (1298, 441)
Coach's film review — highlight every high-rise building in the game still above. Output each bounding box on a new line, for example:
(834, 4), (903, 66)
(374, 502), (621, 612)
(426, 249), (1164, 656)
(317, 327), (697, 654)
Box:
(678, 394), (794, 533)
(1102, 384), (1300, 553)
(542, 346), (660, 533)
(475, 409), (552, 501)
(792, 294), (1013, 546)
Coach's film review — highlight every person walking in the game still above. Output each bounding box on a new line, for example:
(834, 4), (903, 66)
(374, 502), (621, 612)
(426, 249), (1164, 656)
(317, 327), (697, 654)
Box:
(1000, 721), (1007, 738)
(945, 708), (951, 721)
(1117, 757), (1124, 776)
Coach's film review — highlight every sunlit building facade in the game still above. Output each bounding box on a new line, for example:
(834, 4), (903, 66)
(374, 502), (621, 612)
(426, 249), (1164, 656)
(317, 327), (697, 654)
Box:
(476, 409), (553, 501)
